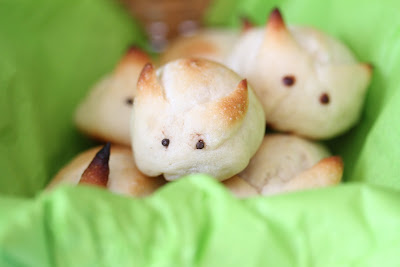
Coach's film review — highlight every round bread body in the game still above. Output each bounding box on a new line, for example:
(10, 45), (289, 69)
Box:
(238, 134), (342, 195)
(227, 9), (372, 139)
(47, 145), (166, 197)
(75, 48), (151, 145)
(160, 28), (239, 65)
(222, 175), (259, 198)
(131, 58), (265, 181)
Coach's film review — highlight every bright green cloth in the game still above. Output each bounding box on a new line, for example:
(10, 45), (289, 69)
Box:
(1, 177), (400, 266)
(1, 0), (400, 265)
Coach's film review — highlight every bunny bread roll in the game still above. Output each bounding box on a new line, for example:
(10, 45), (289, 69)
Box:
(47, 144), (166, 197)
(75, 47), (152, 145)
(237, 134), (343, 196)
(227, 8), (372, 139)
(131, 58), (265, 181)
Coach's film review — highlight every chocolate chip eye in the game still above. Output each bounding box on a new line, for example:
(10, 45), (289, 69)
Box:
(196, 140), (205, 149)
(319, 93), (330, 104)
(161, 139), (170, 147)
(125, 97), (133, 106)
(282, 75), (295, 86)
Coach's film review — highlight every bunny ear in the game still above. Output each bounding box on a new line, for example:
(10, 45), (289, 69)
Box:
(240, 17), (254, 33)
(360, 62), (374, 76)
(267, 8), (286, 30)
(211, 79), (249, 127)
(136, 63), (164, 98)
(114, 46), (151, 75)
(282, 156), (343, 193)
(263, 8), (297, 48)
(262, 156), (343, 195)
(79, 143), (111, 188)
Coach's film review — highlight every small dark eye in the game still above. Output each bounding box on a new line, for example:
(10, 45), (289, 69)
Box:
(125, 97), (133, 105)
(161, 139), (170, 147)
(282, 75), (295, 86)
(196, 140), (205, 149)
(319, 93), (330, 104)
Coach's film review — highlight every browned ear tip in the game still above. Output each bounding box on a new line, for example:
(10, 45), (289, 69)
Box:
(137, 63), (164, 97)
(267, 7), (285, 29)
(326, 156), (344, 168)
(138, 63), (155, 83)
(127, 44), (140, 52)
(239, 79), (248, 90)
(115, 46), (151, 74)
(125, 45), (150, 58)
(79, 142), (111, 188)
(143, 62), (154, 72)
(365, 63), (374, 73)
(240, 17), (254, 32)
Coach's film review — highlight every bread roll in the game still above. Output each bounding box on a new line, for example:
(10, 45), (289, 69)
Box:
(227, 8), (372, 139)
(47, 145), (166, 197)
(75, 47), (151, 145)
(222, 175), (258, 198)
(131, 58), (265, 181)
(160, 28), (239, 65)
(237, 134), (343, 195)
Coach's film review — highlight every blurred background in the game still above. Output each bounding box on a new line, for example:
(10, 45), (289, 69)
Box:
(120, 0), (212, 51)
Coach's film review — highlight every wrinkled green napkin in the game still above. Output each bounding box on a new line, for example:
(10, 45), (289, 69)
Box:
(1, 0), (400, 266)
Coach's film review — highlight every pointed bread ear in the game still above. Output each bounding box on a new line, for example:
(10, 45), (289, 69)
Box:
(212, 79), (249, 127)
(114, 46), (151, 76)
(136, 63), (164, 98)
(263, 8), (298, 48)
(263, 156), (343, 195)
(79, 143), (111, 188)
(198, 79), (249, 141)
(187, 79), (250, 147)
(241, 17), (254, 33)
(360, 62), (374, 76)
(284, 156), (343, 191)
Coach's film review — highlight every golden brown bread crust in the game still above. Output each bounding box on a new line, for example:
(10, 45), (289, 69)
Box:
(114, 46), (151, 77)
(47, 145), (166, 197)
(137, 63), (164, 98)
(210, 79), (249, 128)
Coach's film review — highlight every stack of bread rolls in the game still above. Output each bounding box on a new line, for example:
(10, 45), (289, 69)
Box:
(48, 8), (372, 198)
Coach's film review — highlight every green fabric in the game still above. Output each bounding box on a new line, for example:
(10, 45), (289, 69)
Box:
(0, 0), (147, 197)
(1, 0), (400, 266)
(1, 177), (400, 266)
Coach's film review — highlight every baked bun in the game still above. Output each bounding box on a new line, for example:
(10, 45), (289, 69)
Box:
(74, 47), (151, 145)
(222, 175), (258, 198)
(236, 134), (343, 195)
(47, 144), (166, 197)
(131, 58), (265, 181)
(160, 29), (239, 65)
(227, 8), (372, 139)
